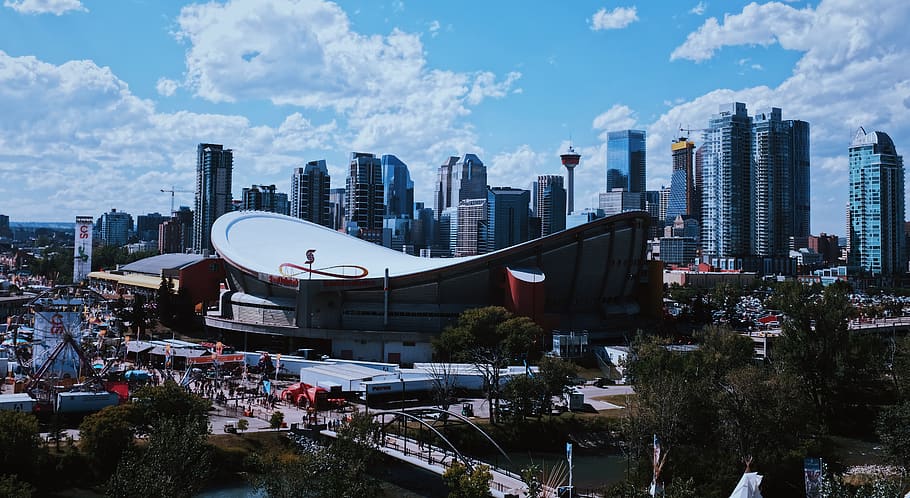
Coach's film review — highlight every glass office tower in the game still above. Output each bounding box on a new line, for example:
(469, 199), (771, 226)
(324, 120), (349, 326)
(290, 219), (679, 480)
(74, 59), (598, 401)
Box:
(606, 130), (646, 193)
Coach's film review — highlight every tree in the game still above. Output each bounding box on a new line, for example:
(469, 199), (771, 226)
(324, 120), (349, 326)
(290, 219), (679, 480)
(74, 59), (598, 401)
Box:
(253, 411), (383, 498)
(442, 462), (493, 498)
(0, 475), (34, 498)
(536, 356), (579, 414)
(79, 404), (140, 476)
(520, 464), (543, 498)
(876, 400), (910, 468)
(106, 416), (212, 498)
(0, 411), (42, 483)
(501, 374), (546, 421)
(270, 410), (285, 430)
(156, 276), (175, 326)
(236, 418), (249, 434)
(434, 306), (541, 423)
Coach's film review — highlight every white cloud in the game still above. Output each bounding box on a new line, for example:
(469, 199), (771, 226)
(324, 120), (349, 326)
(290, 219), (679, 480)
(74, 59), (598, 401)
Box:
(156, 78), (178, 97)
(590, 6), (638, 31)
(592, 104), (639, 140)
(671, 1), (812, 62)
(170, 0), (519, 197)
(650, 0), (910, 233)
(3, 0), (85, 15)
(690, 1), (707, 15)
(428, 20), (440, 37)
(0, 50), (341, 220)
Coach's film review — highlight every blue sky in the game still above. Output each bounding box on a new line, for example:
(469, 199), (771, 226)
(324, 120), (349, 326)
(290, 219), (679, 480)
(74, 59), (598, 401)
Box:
(0, 0), (908, 236)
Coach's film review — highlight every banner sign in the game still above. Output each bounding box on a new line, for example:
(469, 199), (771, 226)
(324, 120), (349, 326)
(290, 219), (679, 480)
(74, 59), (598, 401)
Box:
(73, 216), (93, 282)
(186, 354), (245, 365)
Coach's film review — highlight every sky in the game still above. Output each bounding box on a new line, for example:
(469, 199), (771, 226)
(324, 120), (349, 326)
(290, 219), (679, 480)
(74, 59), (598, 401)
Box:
(0, 0), (908, 236)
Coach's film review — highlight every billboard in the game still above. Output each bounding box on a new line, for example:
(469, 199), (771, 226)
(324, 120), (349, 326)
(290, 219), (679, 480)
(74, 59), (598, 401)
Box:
(73, 216), (93, 282)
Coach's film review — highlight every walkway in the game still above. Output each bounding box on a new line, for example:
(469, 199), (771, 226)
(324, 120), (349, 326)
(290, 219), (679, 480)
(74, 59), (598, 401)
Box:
(321, 427), (528, 498)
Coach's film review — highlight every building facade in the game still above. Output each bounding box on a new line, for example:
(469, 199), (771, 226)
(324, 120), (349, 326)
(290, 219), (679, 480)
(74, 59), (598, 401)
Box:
(455, 198), (488, 256)
(537, 175), (566, 237)
(136, 213), (167, 242)
(848, 127), (905, 276)
(700, 103), (752, 259)
(345, 152), (385, 237)
(599, 189), (643, 216)
(487, 187), (530, 251)
(241, 184), (280, 212)
(193, 143), (233, 255)
(291, 160), (332, 228)
(99, 208), (133, 246)
(667, 138), (696, 224)
(382, 154), (414, 220)
(606, 130), (646, 193)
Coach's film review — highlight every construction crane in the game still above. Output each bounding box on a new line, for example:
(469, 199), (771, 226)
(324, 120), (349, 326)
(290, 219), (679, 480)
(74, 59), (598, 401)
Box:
(160, 186), (193, 215)
(678, 124), (708, 140)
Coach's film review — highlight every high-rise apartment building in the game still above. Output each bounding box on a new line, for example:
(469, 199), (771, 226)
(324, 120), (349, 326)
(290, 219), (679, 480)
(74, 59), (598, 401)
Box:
(667, 137), (696, 224)
(194, 143), (233, 255)
(99, 208), (133, 246)
(0, 214), (9, 239)
(537, 175), (566, 237)
(751, 108), (810, 257)
(241, 184), (279, 212)
(345, 152), (384, 238)
(487, 187), (530, 251)
(848, 127), (905, 276)
(455, 199), (488, 256)
(700, 103), (752, 258)
(382, 154), (414, 219)
(606, 130), (646, 193)
(291, 160), (331, 228)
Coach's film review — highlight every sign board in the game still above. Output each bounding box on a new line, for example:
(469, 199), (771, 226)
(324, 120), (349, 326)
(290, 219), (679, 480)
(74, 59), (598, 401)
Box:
(73, 216), (93, 283)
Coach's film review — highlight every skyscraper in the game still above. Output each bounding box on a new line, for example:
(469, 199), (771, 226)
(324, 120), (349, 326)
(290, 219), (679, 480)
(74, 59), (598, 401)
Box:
(99, 208), (133, 246)
(382, 154), (414, 219)
(537, 175), (566, 236)
(455, 198), (488, 256)
(454, 153), (488, 203)
(666, 137), (696, 224)
(136, 212), (167, 242)
(487, 187), (530, 251)
(700, 103), (751, 259)
(433, 156), (460, 221)
(329, 187), (346, 230)
(346, 152), (384, 240)
(241, 184), (279, 212)
(750, 108), (810, 257)
(606, 130), (646, 193)
(849, 127), (905, 276)
(194, 143), (233, 255)
(291, 160), (331, 228)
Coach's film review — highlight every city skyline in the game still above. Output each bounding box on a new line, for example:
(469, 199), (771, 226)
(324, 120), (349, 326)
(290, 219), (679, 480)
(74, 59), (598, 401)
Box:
(0, 0), (907, 237)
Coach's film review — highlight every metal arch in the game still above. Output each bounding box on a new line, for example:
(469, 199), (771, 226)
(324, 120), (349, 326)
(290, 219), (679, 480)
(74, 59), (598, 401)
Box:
(400, 407), (513, 466)
(370, 410), (473, 469)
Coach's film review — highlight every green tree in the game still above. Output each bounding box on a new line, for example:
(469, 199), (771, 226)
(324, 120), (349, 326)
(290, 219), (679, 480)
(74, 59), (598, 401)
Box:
(434, 306), (541, 423)
(270, 410), (285, 430)
(501, 374), (546, 420)
(876, 400), (910, 468)
(536, 356), (579, 414)
(236, 418), (249, 434)
(106, 416), (212, 498)
(0, 411), (43, 483)
(156, 276), (175, 326)
(520, 464), (543, 498)
(442, 461), (493, 498)
(79, 404), (140, 476)
(0, 474), (34, 498)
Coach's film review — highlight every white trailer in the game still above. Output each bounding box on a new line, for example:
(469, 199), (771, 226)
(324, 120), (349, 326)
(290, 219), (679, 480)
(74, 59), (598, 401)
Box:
(0, 393), (36, 412)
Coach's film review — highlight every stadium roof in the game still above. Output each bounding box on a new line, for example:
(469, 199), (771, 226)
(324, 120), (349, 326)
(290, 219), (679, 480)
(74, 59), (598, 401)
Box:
(119, 253), (204, 275)
(212, 211), (482, 281)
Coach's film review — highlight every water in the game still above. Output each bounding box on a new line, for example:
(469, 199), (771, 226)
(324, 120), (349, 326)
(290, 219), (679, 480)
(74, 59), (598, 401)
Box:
(500, 452), (627, 490)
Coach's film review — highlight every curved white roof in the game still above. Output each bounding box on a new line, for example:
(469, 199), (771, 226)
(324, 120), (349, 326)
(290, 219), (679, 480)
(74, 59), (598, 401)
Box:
(211, 211), (479, 281)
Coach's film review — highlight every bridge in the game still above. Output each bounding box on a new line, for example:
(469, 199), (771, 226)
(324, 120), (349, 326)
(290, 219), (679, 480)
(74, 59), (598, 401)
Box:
(745, 316), (910, 359)
(320, 407), (533, 498)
